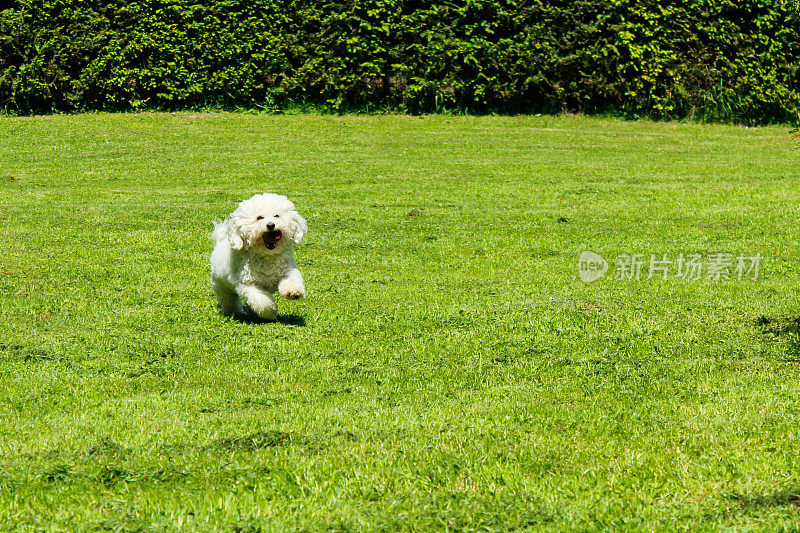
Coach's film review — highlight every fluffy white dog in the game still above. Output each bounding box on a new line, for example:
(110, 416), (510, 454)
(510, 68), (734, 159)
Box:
(211, 193), (307, 320)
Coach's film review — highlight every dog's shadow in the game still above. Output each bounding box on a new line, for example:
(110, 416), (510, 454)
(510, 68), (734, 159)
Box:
(232, 312), (306, 327)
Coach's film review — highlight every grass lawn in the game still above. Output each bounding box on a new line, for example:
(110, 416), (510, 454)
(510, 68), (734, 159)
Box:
(1, 112), (800, 531)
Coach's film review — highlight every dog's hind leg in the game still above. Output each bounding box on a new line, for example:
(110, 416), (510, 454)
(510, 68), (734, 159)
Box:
(212, 280), (241, 316)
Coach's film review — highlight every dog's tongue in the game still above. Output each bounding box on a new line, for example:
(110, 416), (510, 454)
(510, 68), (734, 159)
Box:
(262, 230), (282, 248)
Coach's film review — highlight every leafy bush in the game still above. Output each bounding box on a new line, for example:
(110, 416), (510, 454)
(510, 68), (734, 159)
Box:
(1, 0), (798, 122)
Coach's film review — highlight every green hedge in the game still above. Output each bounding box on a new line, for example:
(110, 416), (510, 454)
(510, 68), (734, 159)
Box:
(1, 0), (798, 122)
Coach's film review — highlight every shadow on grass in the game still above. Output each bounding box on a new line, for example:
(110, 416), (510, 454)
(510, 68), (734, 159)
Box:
(703, 488), (800, 523)
(209, 430), (296, 451)
(726, 489), (800, 509)
(757, 315), (800, 362)
(757, 315), (800, 337)
(0, 343), (64, 362)
(230, 313), (306, 327)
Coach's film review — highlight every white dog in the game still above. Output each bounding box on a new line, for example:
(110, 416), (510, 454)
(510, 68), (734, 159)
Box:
(211, 193), (307, 320)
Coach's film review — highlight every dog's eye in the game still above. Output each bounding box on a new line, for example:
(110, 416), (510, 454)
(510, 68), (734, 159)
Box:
(274, 214), (280, 218)
(256, 216), (263, 220)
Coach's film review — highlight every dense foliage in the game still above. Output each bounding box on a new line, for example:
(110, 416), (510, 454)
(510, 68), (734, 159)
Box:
(1, 0), (798, 122)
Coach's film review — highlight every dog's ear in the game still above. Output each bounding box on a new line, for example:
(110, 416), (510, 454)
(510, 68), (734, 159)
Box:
(288, 211), (307, 244)
(227, 220), (245, 250)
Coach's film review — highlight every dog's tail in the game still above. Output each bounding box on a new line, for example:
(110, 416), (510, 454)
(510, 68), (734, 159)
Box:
(212, 218), (244, 250)
(212, 219), (228, 244)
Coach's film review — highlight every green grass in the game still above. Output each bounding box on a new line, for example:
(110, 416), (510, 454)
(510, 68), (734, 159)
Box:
(1, 112), (800, 531)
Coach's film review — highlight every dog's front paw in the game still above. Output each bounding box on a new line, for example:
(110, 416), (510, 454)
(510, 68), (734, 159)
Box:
(282, 287), (305, 300)
(279, 282), (305, 300)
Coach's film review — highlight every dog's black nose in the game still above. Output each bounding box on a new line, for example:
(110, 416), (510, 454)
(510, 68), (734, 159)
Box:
(266, 222), (275, 230)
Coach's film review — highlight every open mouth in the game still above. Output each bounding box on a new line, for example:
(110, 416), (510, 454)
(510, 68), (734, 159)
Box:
(262, 230), (282, 250)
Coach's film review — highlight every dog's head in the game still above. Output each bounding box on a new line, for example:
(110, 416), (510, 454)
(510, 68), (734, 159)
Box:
(225, 193), (307, 255)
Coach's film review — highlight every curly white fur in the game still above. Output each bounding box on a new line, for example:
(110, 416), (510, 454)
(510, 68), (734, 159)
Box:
(211, 193), (307, 320)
